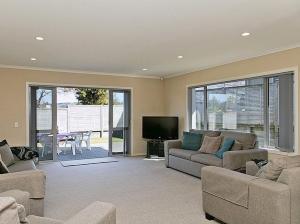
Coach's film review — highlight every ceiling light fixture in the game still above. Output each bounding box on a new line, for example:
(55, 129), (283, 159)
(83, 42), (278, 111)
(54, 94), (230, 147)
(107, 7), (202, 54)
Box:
(177, 55), (184, 59)
(30, 57), (37, 61)
(241, 32), (250, 37)
(35, 36), (44, 41)
(142, 68), (148, 71)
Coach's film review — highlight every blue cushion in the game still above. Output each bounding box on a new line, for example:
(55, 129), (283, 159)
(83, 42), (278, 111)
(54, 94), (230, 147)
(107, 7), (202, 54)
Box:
(182, 132), (203, 151)
(215, 138), (235, 159)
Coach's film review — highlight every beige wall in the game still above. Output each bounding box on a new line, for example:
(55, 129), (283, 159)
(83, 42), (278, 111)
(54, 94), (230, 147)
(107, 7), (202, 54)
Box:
(164, 47), (300, 154)
(0, 68), (165, 156)
(1, 47), (300, 157)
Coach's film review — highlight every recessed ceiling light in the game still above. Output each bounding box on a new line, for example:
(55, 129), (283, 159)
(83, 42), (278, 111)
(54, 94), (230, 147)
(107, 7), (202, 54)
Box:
(35, 36), (44, 41)
(142, 68), (148, 71)
(30, 57), (37, 61)
(177, 55), (184, 59)
(241, 32), (250, 37)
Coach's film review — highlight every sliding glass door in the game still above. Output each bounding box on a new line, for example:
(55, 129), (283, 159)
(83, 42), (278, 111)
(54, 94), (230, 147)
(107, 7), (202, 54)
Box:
(30, 86), (57, 161)
(30, 86), (131, 161)
(109, 90), (131, 156)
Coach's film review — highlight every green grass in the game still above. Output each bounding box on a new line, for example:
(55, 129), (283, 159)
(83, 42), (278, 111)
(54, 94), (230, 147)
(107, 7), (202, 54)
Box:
(91, 137), (123, 144)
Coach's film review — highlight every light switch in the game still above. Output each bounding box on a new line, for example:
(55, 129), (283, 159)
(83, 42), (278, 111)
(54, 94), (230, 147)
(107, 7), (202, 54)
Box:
(14, 122), (19, 128)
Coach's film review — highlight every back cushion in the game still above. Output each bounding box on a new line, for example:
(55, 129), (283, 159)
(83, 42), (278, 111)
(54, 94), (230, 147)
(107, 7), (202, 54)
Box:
(0, 140), (15, 167)
(220, 131), (257, 150)
(190, 129), (221, 137)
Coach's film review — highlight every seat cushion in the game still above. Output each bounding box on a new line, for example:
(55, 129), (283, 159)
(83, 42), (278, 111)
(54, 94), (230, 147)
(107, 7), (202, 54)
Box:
(169, 148), (201, 160)
(191, 153), (223, 167)
(7, 160), (36, 173)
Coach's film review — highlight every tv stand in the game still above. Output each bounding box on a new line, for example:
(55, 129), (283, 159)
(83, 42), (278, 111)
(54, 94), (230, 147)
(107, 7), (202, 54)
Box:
(146, 140), (164, 158)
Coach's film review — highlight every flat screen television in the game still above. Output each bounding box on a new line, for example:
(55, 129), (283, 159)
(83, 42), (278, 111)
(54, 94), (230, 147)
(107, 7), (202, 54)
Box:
(142, 116), (178, 140)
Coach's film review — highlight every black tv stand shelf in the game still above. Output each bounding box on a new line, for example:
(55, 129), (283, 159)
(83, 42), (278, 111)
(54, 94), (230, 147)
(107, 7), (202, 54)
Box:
(146, 140), (164, 158)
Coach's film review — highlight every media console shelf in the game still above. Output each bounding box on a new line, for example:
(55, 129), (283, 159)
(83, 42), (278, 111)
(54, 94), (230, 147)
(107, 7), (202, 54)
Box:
(146, 140), (164, 158)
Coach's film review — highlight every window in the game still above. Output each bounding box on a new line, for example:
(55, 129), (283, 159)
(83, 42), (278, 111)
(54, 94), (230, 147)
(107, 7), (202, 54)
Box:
(188, 72), (294, 152)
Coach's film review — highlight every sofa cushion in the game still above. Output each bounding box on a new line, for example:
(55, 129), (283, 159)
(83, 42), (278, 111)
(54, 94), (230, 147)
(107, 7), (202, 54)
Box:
(215, 138), (235, 159)
(257, 156), (300, 181)
(0, 154), (9, 174)
(0, 140), (15, 167)
(190, 129), (221, 137)
(220, 131), (257, 150)
(199, 136), (222, 154)
(169, 148), (201, 160)
(231, 140), (243, 151)
(181, 132), (203, 151)
(191, 153), (222, 167)
(8, 160), (36, 173)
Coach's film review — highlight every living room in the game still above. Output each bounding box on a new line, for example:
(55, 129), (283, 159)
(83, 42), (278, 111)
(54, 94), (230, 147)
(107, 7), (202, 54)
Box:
(0, 1), (300, 224)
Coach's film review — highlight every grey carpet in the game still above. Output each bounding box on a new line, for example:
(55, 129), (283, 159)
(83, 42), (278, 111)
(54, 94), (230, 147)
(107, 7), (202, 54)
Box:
(39, 157), (218, 224)
(60, 157), (118, 167)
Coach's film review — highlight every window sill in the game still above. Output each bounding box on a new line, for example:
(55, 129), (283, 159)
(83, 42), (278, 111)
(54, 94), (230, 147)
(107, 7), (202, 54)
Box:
(259, 147), (297, 156)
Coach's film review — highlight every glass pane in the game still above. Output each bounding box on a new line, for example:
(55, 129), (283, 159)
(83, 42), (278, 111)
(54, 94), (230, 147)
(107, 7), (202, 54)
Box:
(36, 89), (52, 130)
(36, 88), (54, 161)
(113, 92), (124, 128)
(268, 74), (294, 150)
(191, 87), (205, 129)
(112, 92), (125, 154)
(207, 78), (265, 146)
(268, 77), (279, 147)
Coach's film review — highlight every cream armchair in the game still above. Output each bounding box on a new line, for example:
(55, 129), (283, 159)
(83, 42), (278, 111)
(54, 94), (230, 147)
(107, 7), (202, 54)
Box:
(0, 170), (46, 216)
(201, 163), (300, 224)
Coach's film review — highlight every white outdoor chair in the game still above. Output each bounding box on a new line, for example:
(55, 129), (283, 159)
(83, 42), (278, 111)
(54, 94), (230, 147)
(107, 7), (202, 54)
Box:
(81, 130), (93, 150)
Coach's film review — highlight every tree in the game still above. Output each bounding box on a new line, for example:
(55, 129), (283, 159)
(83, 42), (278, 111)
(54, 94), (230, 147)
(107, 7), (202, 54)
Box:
(37, 89), (51, 107)
(75, 88), (108, 105)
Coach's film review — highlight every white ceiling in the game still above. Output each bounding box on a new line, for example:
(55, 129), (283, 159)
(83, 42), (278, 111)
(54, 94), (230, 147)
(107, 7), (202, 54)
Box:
(0, 0), (300, 78)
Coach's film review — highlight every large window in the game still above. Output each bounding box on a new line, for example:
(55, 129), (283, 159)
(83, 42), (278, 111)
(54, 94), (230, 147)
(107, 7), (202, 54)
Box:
(188, 72), (294, 152)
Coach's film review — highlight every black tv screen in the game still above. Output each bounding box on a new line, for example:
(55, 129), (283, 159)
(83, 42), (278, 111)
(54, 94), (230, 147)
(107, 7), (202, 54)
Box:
(142, 116), (178, 140)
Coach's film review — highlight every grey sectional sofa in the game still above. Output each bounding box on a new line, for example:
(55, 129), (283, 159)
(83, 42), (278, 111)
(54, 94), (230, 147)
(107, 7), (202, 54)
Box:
(164, 130), (268, 178)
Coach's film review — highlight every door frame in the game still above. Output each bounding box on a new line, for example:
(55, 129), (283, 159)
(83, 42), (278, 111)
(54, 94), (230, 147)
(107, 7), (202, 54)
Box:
(26, 82), (133, 159)
(29, 85), (58, 161)
(108, 89), (131, 156)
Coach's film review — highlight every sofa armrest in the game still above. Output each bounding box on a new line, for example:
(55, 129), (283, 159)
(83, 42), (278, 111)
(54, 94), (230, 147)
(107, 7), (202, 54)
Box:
(65, 201), (116, 224)
(202, 166), (257, 208)
(248, 178), (290, 224)
(0, 190), (30, 215)
(223, 149), (268, 171)
(0, 170), (46, 199)
(164, 140), (182, 167)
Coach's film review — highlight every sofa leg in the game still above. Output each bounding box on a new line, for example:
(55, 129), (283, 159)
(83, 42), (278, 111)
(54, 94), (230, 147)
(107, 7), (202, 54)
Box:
(205, 213), (214, 220)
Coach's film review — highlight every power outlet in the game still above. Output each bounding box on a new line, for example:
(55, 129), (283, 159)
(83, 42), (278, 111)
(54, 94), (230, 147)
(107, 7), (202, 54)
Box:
(14, 122), (19, 128)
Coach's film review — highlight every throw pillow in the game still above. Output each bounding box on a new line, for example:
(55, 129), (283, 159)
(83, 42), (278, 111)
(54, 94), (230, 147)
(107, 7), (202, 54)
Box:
(256, 159), (286, 181)
(199, 136), (222, 154)
(182, 132), (203, 151)
(0, 154), (9, 174)
(11, 147), (39, 160)
(0, 140), (15, 167)
(231, 140), (243, 151)
(215, 138), (235, 159)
